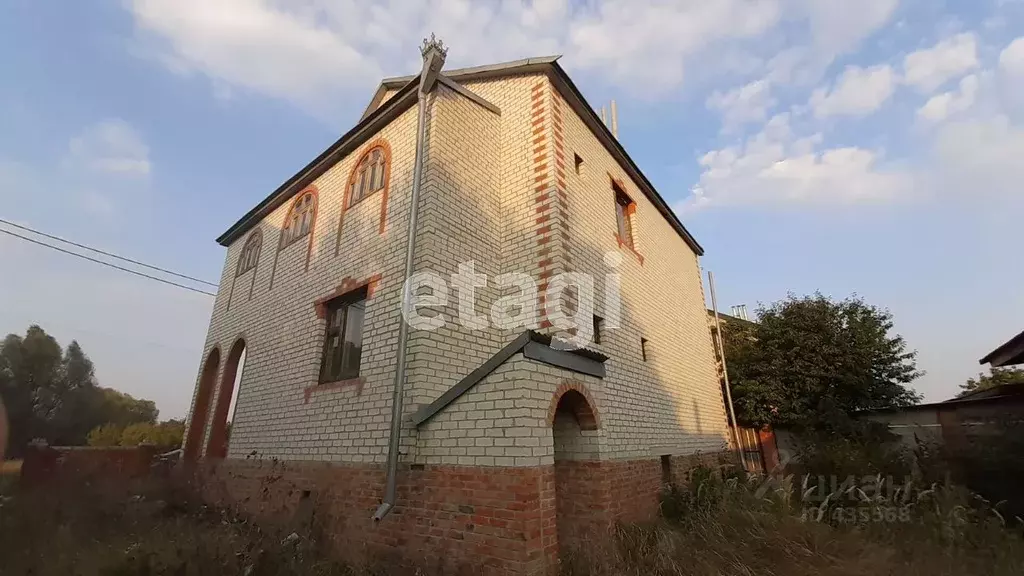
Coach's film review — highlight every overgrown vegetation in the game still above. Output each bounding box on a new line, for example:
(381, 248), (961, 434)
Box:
(0, 475), (354, 576)
(564, 462), (1024, 576)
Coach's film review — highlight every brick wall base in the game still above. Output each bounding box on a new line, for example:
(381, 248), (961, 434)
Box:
(196, 452), (733, 575)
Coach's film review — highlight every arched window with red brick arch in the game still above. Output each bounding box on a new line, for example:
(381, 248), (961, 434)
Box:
(280, 190), (317, 249)
(236, 229), (263, 276)
(348, 144), (389, 207)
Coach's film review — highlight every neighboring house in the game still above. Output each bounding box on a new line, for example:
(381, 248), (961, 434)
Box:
(980, 329), (1024, 368)
(861, 384), (1024, 452)
(184, 38), (730, 575)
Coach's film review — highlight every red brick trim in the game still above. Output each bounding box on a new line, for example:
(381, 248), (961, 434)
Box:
(205, 337), (247, 459)
(614, 232), (645, 265)
(268, 186), (319, 290)
(304, 376), (365, 403)
(336, 140), (392, 255)
(609, 173), (644, 266)
(547, 380), (600, 430)
(184, 346), (221, 463)
(313, 273), (382, 319)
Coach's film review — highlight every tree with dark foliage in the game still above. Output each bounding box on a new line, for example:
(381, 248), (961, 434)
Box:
(724, 293), (922, 432)
(0, 325), (158, 458)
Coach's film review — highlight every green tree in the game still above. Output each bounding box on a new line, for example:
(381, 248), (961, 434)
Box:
(86, 423), (124, 447)
(958, 367), (1024, 398)
(725, 293), (922, 432)
(116, 420), (184, 449)
(0, 325), (160, 457)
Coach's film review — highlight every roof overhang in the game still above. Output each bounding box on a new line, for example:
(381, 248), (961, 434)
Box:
(219, 55), (704, 256)
(980, 329), (1024, 367)
(215, 76), (420, 246)
(365, 56), (703, 255)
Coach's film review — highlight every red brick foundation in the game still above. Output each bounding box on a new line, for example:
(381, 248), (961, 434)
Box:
(198, 452), (732, 575)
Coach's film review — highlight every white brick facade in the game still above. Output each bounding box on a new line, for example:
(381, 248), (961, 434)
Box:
(186, 63), (729, 470)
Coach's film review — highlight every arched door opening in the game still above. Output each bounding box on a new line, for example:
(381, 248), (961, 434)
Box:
(206, 339), (246, 459)
(184, 347), (220, 463)
(551, 387), (600, 555)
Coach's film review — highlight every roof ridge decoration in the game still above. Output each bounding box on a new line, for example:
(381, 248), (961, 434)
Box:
(421, 33), (448, 58)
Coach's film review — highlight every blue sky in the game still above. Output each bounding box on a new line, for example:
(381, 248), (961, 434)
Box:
(1, 0), (1022, 418)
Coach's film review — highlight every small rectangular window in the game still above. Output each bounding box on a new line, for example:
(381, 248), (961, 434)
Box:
(661, 455), (672, 486)
(319, 288), (367, 383)
(574, 153), (584, 175)
(593, 315), (604, 345)
(613, 182), (635, 249)
(641, 337), (649, 362)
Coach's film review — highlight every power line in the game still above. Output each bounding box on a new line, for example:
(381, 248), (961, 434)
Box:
(0, 218), (218, 288)
(0, 228), (217, 297)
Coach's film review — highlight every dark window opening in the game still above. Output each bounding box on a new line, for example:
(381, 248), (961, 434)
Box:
(319, 287), (367, 383)
(613, 182), (635, 249)
(641, 337), (649, 362)
(574, 153), (584, 175)
(593, 315), (604, 344)
(661, 454), (672, 486)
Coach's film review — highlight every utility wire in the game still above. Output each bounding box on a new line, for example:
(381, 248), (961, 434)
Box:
(0, 217), (218, 288)
(0, 228), (217, 297)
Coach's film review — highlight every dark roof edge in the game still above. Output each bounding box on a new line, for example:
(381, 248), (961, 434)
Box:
(411, 331), (607, 427)
(359, 56), (560, 121)
(546, 62), (703, 255)
(223, 55), (704, 255)
(438, 75), (501, 115)
(216, 76), (420, 246)
(375, 57), (704, 255)
(980, 329), (1024, 365)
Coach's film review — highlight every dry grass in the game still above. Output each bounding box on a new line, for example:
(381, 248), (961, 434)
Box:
(562, 470), (1024, 576)
(0, 475), (356, 576)
(2, 464), (1022, 576)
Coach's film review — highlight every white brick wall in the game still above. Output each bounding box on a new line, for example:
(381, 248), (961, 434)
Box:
(186, 68), (728, 467)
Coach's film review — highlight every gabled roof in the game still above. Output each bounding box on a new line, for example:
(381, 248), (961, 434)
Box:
(215, 75), (421, 246)
(217, 56), (704, 256)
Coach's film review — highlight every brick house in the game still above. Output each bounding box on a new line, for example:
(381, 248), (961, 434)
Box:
(184, 38), (731, 574)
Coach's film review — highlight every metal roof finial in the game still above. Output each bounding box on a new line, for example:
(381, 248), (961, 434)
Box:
(421, 33), (448, 59)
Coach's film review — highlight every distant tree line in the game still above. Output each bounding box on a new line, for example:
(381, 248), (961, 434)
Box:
(0, 325), (181, 459)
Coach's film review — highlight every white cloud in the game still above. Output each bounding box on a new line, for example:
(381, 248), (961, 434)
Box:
(800, 0), (900, 56)
(917, 74), (978, 123)
(66, 119), (151, 177)
(903, 33), (979, 93)
(930, 115), (1024, 197)
(685, 113), (911, 211)
(999, 37), (1024, 75)
(810, 64), (897, 118)
(128, 0), (894, 116)
(706, 79), (776, 131)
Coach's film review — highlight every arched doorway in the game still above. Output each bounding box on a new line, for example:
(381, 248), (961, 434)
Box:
(184, 347), (220, 463)
(550, 383), (601, 555)
(206, 338), (246, 459)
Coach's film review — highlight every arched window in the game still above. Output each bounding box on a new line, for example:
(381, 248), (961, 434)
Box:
(349, 146), (388, 207)
(280, 191), (316, 248)
(236, 230), (262, 276)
